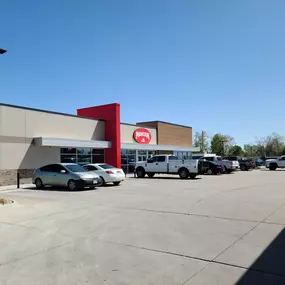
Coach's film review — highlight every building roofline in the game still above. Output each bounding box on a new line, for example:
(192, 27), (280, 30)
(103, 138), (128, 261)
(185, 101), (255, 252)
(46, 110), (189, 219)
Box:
(0, 103), (105, 122)
(120, 122), (157, 130)
(136, 120), (192, 129)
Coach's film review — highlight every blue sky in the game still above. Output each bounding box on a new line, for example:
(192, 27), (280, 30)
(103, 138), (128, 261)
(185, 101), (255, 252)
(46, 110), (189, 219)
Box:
(1, 0), (284, 146)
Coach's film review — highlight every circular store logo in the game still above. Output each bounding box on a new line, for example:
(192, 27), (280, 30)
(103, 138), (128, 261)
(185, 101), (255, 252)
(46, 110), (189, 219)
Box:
(133, 128), (152, 144)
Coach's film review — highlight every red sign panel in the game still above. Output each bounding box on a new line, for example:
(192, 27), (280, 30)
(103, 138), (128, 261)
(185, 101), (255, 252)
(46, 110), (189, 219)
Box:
(133, 128), (152, 144)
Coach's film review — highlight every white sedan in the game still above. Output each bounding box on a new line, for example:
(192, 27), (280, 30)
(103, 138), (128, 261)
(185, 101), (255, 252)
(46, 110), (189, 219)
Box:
(83, 164), (125, 186)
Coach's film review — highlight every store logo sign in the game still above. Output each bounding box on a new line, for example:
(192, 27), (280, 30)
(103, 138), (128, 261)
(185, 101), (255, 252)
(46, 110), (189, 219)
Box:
(133, 128), (152, 144)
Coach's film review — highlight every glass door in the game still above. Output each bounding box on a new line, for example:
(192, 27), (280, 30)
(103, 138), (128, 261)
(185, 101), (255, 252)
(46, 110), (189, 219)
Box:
(147, 150), (156, 159)
(137, 150), (147, 162)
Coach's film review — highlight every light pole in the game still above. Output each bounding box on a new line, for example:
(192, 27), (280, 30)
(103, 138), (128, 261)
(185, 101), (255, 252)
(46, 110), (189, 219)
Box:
(221, 139), (227, 156)
(0, 48), (7, 54)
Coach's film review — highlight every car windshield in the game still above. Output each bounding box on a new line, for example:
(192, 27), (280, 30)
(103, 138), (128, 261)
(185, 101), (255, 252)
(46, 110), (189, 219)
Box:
(98, 164), (115, 169)
(216, 157), (222, 161)
(65, 164), (86, 172)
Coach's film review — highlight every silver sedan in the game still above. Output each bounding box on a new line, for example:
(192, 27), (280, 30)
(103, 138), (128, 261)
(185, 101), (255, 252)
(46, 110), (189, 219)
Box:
(32, 163), (100, 191)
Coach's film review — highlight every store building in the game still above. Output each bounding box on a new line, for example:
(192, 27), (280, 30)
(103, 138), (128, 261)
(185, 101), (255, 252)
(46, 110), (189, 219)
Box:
(0, 103), (199, 185)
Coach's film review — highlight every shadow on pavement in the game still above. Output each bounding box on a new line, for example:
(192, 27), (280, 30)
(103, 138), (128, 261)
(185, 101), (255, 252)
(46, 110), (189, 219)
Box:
(235, 227), (285, 284)
(22, 186), (99, 192)
(130, 176), (202, 180)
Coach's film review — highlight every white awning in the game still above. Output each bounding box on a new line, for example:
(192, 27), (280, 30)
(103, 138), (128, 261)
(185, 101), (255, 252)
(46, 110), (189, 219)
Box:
(121, 143), (200, 152)
(34, 137), (111, 149)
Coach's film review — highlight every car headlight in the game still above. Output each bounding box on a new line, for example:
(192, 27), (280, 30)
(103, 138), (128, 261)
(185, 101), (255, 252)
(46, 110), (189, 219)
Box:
(79, 174), (89, 179)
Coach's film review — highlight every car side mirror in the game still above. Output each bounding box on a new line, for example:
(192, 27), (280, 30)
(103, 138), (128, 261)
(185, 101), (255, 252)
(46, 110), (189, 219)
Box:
(60, 170), (67, 174)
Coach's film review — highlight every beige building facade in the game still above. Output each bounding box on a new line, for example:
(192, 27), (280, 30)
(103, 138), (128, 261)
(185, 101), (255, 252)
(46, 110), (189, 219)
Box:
(0, 103), (199, 186)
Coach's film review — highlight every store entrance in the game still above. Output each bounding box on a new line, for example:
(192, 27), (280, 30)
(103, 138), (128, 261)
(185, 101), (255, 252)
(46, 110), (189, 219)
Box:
(137, 150), (147, 162)
(121, 149), (156, 173)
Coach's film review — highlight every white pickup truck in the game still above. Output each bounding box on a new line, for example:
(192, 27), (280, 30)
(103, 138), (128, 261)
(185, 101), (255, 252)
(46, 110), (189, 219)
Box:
(265, 156), (285, 170)
(135, 155), (199, 179)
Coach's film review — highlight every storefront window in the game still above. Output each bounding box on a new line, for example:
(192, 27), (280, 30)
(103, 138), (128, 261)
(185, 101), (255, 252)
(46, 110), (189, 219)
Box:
(121, 149), (157, 173)
(92, 154), (104, 163)
(121, 149), (136, 173)
(77, 155), (91, 165)
(121, 155), (128, 166)
(61, 148), (76, 154)
(77, 148), (92, 155)
(127, 155), (136, 165)
(92, 149), (104, 163)
(60, 155), (76, 163)
(92, 149), (104, 155)
(138, 156), (146, 161)
(60, 148), (104, 165)
(148, 151), (156, 159)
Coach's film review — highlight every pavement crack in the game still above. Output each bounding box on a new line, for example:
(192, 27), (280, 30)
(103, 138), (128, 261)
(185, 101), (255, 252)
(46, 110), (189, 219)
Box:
(111, 205), (260, 224)
(0, 240), (76, 268)
(97, 238), (285, 279)
(212, 199), (285, 264)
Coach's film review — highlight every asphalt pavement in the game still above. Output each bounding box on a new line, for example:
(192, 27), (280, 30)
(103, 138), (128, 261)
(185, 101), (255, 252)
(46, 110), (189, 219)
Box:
(1, 169), (285, 284)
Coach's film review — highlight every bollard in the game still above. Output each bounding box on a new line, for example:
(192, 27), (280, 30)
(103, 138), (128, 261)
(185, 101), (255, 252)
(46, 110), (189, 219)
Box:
(17, 172), (20, 189)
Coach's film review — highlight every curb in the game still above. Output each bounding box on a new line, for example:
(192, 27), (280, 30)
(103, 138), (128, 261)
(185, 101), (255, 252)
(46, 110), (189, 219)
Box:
(0, 184), (34, 192)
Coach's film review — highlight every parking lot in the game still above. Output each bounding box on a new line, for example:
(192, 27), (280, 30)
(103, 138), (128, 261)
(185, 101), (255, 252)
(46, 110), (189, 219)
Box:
(1, 170), (285, 284)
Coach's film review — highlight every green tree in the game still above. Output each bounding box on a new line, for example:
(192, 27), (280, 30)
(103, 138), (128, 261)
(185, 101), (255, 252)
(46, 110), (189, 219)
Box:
(210, 133), (228, 155)
(224, 135), (235, 155)
(229, 145), (243, 156)
(244, 133), (285, 158)
(194, 131), (209, 153)
(243, 144), (259, 157)
(263, 133), (284, 156)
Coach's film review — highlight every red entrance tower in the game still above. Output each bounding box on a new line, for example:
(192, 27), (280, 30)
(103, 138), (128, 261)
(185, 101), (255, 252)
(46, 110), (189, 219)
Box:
(77, 103), (121, 168)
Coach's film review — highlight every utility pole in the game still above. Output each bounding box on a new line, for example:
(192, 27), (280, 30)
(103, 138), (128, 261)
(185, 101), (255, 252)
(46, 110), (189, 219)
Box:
(201, 131), (205, 153)
(221, 139), (227, 156)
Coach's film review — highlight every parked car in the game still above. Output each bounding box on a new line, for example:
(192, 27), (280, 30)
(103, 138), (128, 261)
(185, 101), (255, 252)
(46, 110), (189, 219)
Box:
(32, 163), (100, 190)
(245, 158), (256, 169)
(199, 156), (226, 173)
(238, 158), (251, 171)
(83, 163), (125, 186)
(265, 156), (285, 170)
(135, 155), (199, 179)
(199, 160), (222, 175)
(256, 158), (266, 167)
(222, 156), (240, 170)
(217, 156), (236, 173)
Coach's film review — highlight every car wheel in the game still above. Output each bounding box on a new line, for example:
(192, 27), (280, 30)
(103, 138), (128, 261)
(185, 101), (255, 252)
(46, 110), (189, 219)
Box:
(35, 178), (44, 189)
(269, 164), (277, 171)
(240, 164), (246, 171)
(98, 176), (105, 186)
(67, 180), (77, 191)
(113, 181), (121, 186)
(189, 174), (196, 179)
(207, 169), (212, 175)
(147, 173), (155, 178)
(136, 168), (145, 178)
(89, 186), (95, 190)
(179, 168), (189, 179)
